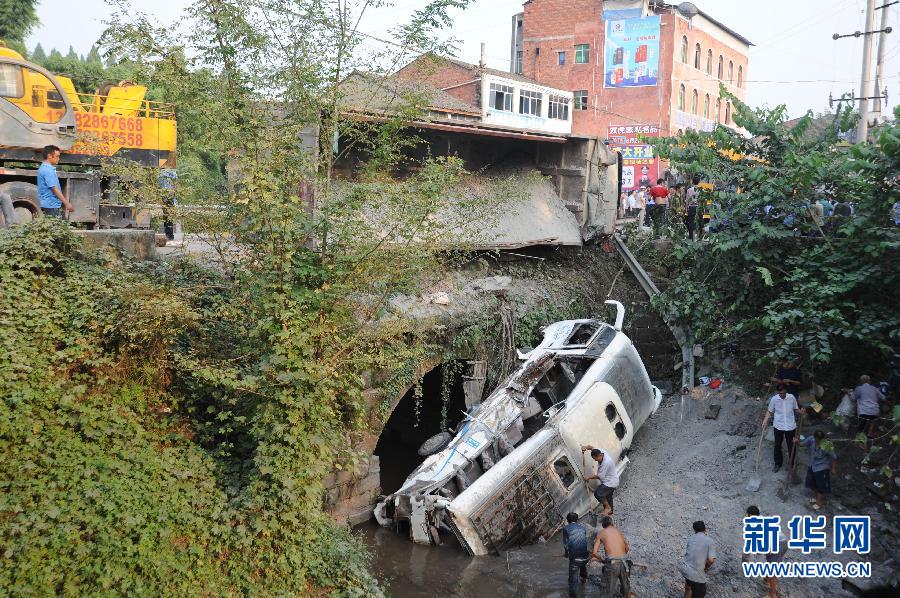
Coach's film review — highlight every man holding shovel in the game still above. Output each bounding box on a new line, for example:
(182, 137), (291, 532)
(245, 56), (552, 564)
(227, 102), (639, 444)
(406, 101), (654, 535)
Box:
(761, 385), (804, 473)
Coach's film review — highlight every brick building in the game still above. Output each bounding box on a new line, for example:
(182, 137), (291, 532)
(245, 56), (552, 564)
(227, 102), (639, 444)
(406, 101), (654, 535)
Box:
(511, 0), (752, 188)
(396, 54), (574, 136)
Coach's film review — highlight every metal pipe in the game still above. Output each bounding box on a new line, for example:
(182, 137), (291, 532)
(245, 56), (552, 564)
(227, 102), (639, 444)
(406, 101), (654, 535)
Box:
(611, 234), (694, 392)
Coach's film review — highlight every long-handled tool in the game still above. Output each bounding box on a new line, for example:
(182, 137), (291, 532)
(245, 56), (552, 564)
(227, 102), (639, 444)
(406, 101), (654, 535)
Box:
(581, 449), (602, 526)
(746, 424), (766, 492)
(787, 413), (805, 486)
(746, 371), (778, 492)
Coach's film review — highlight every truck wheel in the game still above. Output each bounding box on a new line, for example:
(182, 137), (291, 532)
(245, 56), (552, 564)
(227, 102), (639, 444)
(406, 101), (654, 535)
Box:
(0, 182), (40, 224)
(417, 432), (453, 457)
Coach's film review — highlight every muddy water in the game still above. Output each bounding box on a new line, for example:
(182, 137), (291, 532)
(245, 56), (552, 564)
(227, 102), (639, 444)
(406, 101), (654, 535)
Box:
(359, 521), (601, 598)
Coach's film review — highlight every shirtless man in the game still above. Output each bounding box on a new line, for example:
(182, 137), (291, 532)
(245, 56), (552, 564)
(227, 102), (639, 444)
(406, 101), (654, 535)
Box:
(591, 517), (634, 598)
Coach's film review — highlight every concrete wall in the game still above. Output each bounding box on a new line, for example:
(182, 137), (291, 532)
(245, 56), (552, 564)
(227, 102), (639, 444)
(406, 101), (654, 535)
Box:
(671, 13), (749, 130)
(322, 454), (383, 526)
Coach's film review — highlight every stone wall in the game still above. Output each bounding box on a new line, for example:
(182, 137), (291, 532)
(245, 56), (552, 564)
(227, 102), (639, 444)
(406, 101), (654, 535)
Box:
(323, 455), (382, 526)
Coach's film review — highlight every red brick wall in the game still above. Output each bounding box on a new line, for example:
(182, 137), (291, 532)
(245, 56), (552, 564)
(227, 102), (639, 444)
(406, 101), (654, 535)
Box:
(670, 16), (749, 130)
(396, 57), (481, 107)
(519, 1), (749, 138)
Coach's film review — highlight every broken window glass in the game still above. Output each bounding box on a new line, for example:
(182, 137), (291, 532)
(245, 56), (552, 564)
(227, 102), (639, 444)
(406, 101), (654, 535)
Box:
(553, 457), (578, 489)
(565, 322), (600, 346)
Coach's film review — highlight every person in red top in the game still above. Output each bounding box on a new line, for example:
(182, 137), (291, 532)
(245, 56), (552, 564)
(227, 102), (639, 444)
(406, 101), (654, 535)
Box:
(648, 178), (669, 230)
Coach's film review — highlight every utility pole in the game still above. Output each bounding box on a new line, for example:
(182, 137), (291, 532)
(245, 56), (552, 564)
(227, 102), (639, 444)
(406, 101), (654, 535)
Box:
(857, 0), (877, 143)
(873, 2), (894, 119)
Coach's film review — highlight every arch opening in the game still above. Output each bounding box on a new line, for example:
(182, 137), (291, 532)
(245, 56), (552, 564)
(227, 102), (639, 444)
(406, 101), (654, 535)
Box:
(374, 361), (469, 496)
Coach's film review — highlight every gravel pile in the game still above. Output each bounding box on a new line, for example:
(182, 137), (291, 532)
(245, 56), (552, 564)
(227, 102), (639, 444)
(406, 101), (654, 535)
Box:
(607, 384), (894, 597)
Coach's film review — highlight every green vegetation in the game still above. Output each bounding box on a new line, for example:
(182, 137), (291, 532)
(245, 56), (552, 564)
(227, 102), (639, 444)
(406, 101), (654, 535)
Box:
(0, 0), (40, 51)
(0, 1), (539, 594)
(649, 95), (900, 485)
(652, 94), (899, 378)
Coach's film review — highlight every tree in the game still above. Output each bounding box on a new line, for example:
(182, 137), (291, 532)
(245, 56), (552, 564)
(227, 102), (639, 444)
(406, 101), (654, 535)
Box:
(48, 47), (62, 60)
(652, 89), (900, 383)
(65, 45), (79, 61)
(5, 1), (504, 595)
(0, 0), (40, 44)
(30, 42), (46, 62)
(86, 44), (102, 63)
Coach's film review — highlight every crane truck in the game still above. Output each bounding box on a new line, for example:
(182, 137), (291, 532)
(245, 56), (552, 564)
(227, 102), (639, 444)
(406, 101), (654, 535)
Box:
(0, 45), (176, 227)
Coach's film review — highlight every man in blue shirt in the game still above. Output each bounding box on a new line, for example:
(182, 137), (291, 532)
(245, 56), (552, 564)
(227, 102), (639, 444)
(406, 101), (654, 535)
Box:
(37, 145), (74, 218)
(561, 512), (593, 597)
(795, 430), (837, 510)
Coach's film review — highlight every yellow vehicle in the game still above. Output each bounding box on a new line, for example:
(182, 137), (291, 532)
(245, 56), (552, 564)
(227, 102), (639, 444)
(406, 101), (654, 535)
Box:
(0, 45), (176, 225)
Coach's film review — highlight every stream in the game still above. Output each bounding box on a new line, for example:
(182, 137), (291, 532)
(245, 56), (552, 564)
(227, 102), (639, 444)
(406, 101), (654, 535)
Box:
(359, 520), (591, 597)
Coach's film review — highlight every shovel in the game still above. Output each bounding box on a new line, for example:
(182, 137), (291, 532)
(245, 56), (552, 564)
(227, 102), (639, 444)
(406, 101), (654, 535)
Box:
(746, 376), (777, 493)
(746, 424), (766, 492)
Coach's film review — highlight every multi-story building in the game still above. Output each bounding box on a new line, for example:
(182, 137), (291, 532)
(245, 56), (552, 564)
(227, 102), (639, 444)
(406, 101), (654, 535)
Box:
(511, 0), (752, 188)
(396, 55), (574, 136)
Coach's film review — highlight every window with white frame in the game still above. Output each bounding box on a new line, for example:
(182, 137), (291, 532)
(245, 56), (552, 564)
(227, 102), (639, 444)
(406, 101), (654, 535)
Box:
(557, 51), (566, 65)
(519, 89), (542, 116)
(489, 82), (514, 111)
(515, 51), (523, 75)
(573, 90), (588, 110)
(548, 94), (569, 120)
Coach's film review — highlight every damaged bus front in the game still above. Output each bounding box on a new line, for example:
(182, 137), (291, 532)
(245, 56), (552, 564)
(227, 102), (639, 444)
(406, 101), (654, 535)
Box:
(374, 301), (663, 555)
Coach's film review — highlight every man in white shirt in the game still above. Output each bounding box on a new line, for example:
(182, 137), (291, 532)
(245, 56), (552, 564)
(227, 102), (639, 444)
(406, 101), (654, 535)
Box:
(581, 445), (620, 516)
(761, 385), (804, 473)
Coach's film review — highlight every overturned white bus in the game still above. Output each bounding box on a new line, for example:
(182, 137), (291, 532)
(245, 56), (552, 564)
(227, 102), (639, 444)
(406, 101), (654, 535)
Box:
(374, 301), (663, 555)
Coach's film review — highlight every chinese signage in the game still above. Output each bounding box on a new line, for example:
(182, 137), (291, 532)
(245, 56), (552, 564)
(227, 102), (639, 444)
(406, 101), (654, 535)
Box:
(607, 124), (659, 191)
(742, 515), (872, 579)
(604, 16), (660, 88)
(673, 109), (716, 133)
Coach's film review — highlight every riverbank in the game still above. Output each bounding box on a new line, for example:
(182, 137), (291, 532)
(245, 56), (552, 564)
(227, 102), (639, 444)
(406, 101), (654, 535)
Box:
(362, 380), (897, 596)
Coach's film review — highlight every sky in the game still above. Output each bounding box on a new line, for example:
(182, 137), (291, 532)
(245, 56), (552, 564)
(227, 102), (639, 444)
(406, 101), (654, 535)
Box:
(24, 0), (900, 119)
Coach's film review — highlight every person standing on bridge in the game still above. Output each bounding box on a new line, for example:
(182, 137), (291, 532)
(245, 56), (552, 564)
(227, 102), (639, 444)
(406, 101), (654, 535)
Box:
(591, 516), (634, 598)
(37, 145), (75, 218)
(581, 445), (619, 516)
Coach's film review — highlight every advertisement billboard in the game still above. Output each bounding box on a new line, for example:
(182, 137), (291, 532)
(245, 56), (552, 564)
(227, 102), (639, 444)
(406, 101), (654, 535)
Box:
(602, 0), (645, 20)
(604, 16), (660, 88)
(607, 124), (659, 191)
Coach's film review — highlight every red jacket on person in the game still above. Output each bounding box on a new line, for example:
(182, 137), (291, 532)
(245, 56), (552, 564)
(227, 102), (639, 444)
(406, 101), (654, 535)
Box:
(649, 185), (669, 204)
